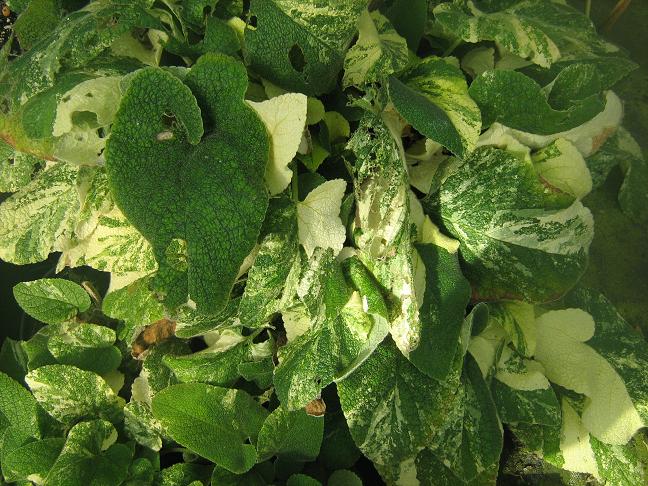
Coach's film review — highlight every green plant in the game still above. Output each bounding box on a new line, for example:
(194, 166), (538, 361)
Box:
(1, 0), (647, 485)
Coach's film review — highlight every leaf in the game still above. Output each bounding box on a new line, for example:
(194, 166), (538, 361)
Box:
(389, 56), (481, 157)
(239, 195), (299, 328)
(590, 434), (648, 486)
(433, 0), (617, 68)
(342, 10), (409, 88)
(286, 474), (321, 486)
(469, 69), (606, 135)
(0, 162), (80, 264)
(379, 0), (427, 49)
(247, 93), (308, 195)
(3, 438), (63, 484)
(0, 371), (40, 441)
(151, 383), (268, 473)
(0, 140), (43, 192)
(488, 301), (536, 357)
(275, 251), (390, 409)
(13, 278), (91, 324)
(124, 401), (164, 451)
(105, 53), (269, 313)
(414, 448), (499, 486)
(427, 355), (502, 482)
(25, 365), (125, 425)
(297, 179), (347, 258)
(162, 330), (248, 386)
(426, 146), (594, 302)
(44, 419), (132, 486)
(328, 470), (362, 486)
(156, 463), (213, 486)
(47, 323), (121, 375)
(532, 138), (593, 199)
(534, 304), (647, 444)
(409, 243), (471, 380)
(256, 407), (324, 462)
(102, 275), (165, 343)
(244, 0), (368, 95)
(337, 339), (461, 472)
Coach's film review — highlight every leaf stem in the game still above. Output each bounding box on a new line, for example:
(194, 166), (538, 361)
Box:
(291, 162), (299, 202)
(585, 0), (591, 17)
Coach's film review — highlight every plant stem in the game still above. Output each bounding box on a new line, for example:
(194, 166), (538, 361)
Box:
(585, 0), (591, 17)
(291, 162), (299, 202)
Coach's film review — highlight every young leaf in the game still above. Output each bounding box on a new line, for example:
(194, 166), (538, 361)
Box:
(106, 53), (269, 313)
(389, 56), (481, 157)
(244, 0), (367, 95)
(151, 383), (268, 473)
(44, 420), (132, 486)
(247, 93), (308, 195)
(427, 146), (594, 302)
(256, 407), (324, 462)
(342, 9), (409, 89)
(297, 179), (347, 258)
(25, 365), (125, 425)
(13, 278), (91, 324)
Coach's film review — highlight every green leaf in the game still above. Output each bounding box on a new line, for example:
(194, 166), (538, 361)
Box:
(433, 0), (616, 68)
(469, 69), (605, 135)
(210, 463), (273, 486)
(342, 9), (409, 89)
(286, 474), (321, 486)
(13, 278), (91, 325)
(428, 356), (503, 482)
(124, 400), (164, 451)
(132, 338), (190, 404)
(162, 330), (248, 386)
(244, 0), (368, 95)
(590, 435), (648, 486)
(415, 448), (499, 486)
(106, 53), (269, 313)
(275, 250), (388, 409)
(151, 383), (268, 473)
(44, 419), (132, 486)
(0, 162), (80, 264)
(389, 56), (481, 157)
(318, 410), (361, 470)
(0, 371), (40, 441)
(0, 140), (43, 192)
(47, 323), (121, 375)
(328, 470), (362, 486)
(102, 275), (165, 343)
(426, 146), (594, 302)
(0, 338), (29, 383)
(239, 196), (299, 329)
(25, 365), (125, 425)
(2, 437), (64, 484)
(337, 339), (461, 473)
(256, 407), (323, 462)
(380, 0), (427, 50)
(157, 463), (213, 486)
(410, 243), (471, 380)
(174, 297), (240, 338)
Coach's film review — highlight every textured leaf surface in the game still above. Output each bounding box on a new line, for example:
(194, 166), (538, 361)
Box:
(44, 420), (131, 486)
(0, 140), (42, 192)
(124, 401), (164, 451)
(342, 10), (409, 88)
(151, 383), (268, 473)
(338, 339), (461, 471)
(245, 0), (367, 95)
(239, 196), (299, 328)
(2, 437), (64, 484)
(0, 371), (40, 442)
(256, 407), (324, 462)
(434, 0), (616, 68)
(389, 56), (481, 157)
(427, 146), (594, 302)
(0, 163), (80, 264)
(13, 278), (90, 324)
(106, 53), (269, 313)
(25, 365), (125, 425)
(47, 323), (121, 375)
(469, 69), (605, 135)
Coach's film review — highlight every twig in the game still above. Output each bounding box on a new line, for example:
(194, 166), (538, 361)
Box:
(601, 0), (632, 32)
